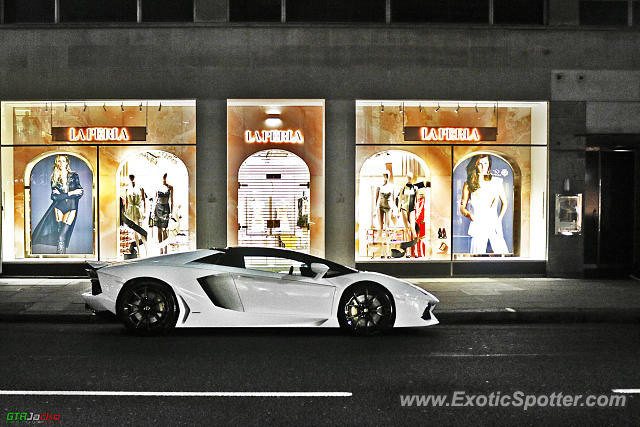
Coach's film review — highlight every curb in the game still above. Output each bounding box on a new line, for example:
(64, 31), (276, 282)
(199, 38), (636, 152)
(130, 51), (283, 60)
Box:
(1, 309), (639, 324)
(0, 312), (116, 324)
(436, 308), (640, 324)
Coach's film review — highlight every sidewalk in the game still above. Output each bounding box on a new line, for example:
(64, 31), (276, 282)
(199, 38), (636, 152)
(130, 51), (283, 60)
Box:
(0, 277), (639, 324)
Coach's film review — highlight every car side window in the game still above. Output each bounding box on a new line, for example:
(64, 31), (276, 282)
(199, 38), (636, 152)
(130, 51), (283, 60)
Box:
(244, 256), (313, 277)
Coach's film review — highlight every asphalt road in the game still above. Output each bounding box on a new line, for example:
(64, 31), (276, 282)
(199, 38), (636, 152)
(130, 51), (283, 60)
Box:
(0, 322), (638, 426)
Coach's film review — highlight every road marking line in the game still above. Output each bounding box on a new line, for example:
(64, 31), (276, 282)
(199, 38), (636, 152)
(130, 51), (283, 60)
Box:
(0, 390), (351, 397)
(611, 389), (640, 394)
(408, 353), (551, 357)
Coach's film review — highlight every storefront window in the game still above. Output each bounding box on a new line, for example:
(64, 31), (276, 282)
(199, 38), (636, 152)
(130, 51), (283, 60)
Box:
(355, 100), (548, 262)
(1, 100), (196, 261)
(227, 100), (325, 257)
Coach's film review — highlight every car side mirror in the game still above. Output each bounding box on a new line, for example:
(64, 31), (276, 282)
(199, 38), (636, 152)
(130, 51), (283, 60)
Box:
(310, 263), (330, 279)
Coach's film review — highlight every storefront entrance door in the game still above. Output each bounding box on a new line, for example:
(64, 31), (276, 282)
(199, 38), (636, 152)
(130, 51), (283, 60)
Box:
(585, 149), (636, 276)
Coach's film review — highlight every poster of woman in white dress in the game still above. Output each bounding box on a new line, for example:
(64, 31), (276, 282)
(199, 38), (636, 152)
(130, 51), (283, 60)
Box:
(453, 153), (514, 255)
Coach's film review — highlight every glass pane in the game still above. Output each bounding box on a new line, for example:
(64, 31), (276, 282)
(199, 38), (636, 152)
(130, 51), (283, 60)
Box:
(4, 0), (55, 23)
(494, 0), (544, 25)
(579, 1), (628, 25)
(391, 0), (488, 23)
(356, 145), (452, 261)
(142, 0), (194, 22)
(60, 0), (137, 22)
(287, 0), (386, 22)
(244, 256), (306, 275)
(229, 0), (281, 22)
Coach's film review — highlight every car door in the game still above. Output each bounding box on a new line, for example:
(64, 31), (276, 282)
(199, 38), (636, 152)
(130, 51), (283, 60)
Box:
(232, 255), (335, 317)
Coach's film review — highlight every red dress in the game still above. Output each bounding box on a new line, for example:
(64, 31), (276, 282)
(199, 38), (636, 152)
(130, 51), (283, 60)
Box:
(414, 197), (426, 257)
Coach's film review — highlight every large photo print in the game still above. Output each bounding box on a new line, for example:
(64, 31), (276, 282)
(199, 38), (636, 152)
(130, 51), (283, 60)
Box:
(30, 153), (94, 254)
(453, 153), (514, 255)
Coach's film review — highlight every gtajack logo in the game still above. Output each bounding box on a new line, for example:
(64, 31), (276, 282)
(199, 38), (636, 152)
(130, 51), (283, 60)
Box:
(5, 411), (61, 424)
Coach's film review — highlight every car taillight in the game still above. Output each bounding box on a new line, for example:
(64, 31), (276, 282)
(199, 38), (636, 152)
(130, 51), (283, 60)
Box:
(421, 303), (433, 320)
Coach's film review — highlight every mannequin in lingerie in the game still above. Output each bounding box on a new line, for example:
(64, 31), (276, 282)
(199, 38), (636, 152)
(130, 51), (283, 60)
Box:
(374, 170), (397, 258)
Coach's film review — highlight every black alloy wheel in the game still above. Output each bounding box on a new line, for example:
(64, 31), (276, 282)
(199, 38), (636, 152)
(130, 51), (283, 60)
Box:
(338, 283), (395, 336)
(117, 282), (178, 336)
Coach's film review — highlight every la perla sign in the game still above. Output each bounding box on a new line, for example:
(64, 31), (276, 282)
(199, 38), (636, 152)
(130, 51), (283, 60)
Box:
(244, 129), (304, 144)
(51, 126), (147, 142)
(403, 126), (497, 143)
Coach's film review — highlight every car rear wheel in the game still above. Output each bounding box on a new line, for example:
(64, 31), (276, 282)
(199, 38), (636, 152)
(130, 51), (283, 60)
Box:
(338, 283), (395, 336)
(117, 281), (178, 336)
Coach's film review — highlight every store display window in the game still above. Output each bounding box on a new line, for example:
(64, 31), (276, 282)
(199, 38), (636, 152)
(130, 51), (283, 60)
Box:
(356, 100), (548, 262)
(227, 100), (325, 257)
(1, 100), (196, 261)
(27, 152), (95, 255)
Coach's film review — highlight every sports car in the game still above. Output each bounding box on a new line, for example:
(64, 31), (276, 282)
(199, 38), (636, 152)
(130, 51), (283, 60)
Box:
(82, 246), (439, 336)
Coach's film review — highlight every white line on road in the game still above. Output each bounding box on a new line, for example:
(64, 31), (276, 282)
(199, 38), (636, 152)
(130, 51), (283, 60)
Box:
(0, 390), (351, 397)
(612, 389), (640, 394)
(408, 353), (554, 357)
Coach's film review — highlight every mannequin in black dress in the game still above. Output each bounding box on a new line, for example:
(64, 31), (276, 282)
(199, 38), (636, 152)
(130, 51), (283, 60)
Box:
(154, 173), (173, 254)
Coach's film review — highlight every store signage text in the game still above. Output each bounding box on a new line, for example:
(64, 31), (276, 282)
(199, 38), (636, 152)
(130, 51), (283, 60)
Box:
(52, 126), (147, 142)
(244, 129), (304, 144)
(70, 127), (129, 142)
(403, 126), (497, 143)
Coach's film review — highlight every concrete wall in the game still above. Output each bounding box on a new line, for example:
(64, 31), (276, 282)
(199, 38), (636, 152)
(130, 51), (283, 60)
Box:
(1, 24), (640, 273)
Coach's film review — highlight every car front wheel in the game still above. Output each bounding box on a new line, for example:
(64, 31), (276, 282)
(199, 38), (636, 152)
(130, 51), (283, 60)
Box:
(338, 283), (395, 336)
(117, 281), (178, 336)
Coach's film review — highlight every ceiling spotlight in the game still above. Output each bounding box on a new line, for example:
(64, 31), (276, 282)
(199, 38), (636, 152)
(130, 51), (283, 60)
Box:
(381, 104), (384, 113)
(139, 103), (143, 112)
(265, 113), (282, 127)
(434, 103), (440, 112)
(103, 103), (107, 111)
(83, 103), (87, 112)
(399, 103), (404, 114)
(158, 103), (162, 111)
(475, 104), (479, 113)
(44, 103), (48, 113)
(455, 104), (460, 114)
(121, 103), (124, 112)
(419, 104), (422, 112)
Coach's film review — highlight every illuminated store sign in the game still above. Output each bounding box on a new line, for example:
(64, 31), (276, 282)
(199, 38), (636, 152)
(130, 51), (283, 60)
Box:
(52, 127), (147, 142)
(244, 129), (304, 144)
(403, 127), (497, 143)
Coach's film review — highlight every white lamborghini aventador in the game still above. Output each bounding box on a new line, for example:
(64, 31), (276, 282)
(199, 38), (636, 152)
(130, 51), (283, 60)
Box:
(83, 247), (439, 336)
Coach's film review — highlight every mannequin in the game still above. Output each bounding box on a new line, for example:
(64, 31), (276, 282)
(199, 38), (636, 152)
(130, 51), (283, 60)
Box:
(125, 174), (146, 257)
(397, 171), (430, 257)
(154, 173), (173, 255)
(374, 170), (397, 258)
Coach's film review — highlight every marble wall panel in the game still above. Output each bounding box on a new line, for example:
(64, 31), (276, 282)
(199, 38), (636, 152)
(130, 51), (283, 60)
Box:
(356, 106), (531, 145)
(8, 104), (195, 145)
